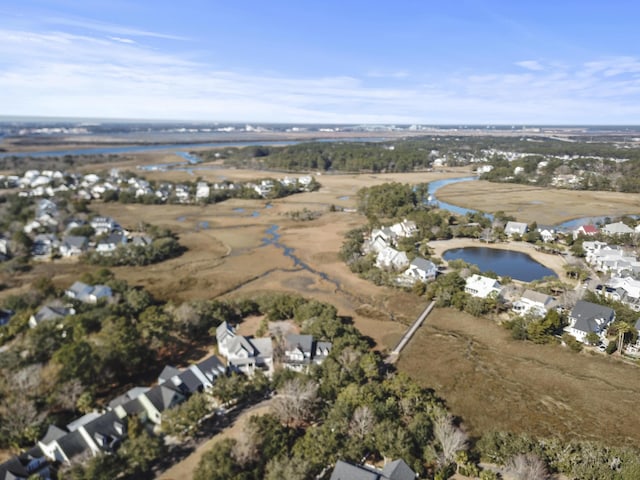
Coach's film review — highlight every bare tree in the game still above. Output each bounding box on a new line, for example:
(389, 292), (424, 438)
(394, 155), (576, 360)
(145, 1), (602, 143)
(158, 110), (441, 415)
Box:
(350, 405), (375, 439)
(271, 378), (318, 427)
(55, 379), (85, 411)
(507, 453), (549, 480)
(433, 414), (468, 466)
(232, 420), (260, 467)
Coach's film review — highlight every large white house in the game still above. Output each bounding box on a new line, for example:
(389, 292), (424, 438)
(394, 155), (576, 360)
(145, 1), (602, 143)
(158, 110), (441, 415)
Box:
(564, 300), (615, 343)
(512, 289), (555, 317)
(401, 257), (438, 284)
(465, 274), (502, 299)
(375, 247), (409, 271)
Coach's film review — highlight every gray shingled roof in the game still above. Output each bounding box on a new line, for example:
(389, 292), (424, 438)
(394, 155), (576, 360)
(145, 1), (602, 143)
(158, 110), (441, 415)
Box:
(330, 460), (380, 480)
(56, 430), (89, 461)
(410, 257), (435, 272)
(143, 384), (183, 412)
(381, 459), (416, 480)
(570, 300), (615, 333)
(285, 334), (313, 354)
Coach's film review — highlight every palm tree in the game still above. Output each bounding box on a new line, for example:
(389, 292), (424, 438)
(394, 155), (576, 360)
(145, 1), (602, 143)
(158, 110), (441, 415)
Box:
(617, 322), (631, 354)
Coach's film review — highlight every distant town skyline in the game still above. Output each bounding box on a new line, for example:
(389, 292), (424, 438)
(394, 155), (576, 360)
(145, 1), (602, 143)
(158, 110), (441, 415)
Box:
(2, 1), (640, 124)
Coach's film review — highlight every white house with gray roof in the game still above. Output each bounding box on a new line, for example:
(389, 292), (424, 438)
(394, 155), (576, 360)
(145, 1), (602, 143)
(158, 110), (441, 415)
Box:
(512, 289), (555, 317)
(401, 257), (438, 284)
(330, 459), (416, 480)
(504, 221), (528, 237)
(565, 300), (615, 343)
(602, 221), (634, 236)
(376, 247), (409, 271)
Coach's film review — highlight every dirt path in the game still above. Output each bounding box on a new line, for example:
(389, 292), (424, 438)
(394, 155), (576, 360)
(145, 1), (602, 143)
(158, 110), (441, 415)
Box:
(157, 401), (272, 480)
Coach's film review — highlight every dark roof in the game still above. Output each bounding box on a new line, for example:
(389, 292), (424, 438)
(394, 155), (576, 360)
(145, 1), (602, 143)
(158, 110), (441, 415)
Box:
(55, 429), (89, 461)
(39, 424), (67, 445)
(570, 300), (615, 333)
(197, 355), (225, 377)
(410, 257), (435, 272)
(330, 460), (380, 480)
(81, 411), (126, 441)
(143, 384), (183, 413)
(158, 365), (181, 383)
(175, 369), (203, 394)
(285, 334), (313, 354)
(119, 398), (146, 416)
(62, 235), (88, 249)
(381, 459), (416, 480)
(34, 305), (71, 324)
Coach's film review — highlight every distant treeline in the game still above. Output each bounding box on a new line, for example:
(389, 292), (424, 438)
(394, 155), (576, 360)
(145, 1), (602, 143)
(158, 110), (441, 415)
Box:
(196, 136), (640, 175)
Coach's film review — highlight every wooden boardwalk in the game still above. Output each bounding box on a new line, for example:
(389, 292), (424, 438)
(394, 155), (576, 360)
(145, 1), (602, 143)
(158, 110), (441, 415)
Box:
(385, 300), (436, 364)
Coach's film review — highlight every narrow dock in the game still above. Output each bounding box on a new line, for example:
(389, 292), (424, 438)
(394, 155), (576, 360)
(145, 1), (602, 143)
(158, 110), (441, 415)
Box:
(386, 300), (436, 364)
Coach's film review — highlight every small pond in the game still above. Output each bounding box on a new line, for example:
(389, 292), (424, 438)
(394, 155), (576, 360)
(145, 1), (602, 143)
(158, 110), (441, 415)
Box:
(443, 247), (557, 282)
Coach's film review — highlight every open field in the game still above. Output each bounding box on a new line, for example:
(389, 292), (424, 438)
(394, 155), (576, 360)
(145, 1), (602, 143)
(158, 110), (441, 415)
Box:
(436, 180), (640, 225)
(397, 308), (640, 445)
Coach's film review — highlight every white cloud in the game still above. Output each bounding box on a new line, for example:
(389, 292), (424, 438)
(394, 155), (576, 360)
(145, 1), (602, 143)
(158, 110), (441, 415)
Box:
(109, 36), (136, 44)
(1, 26), (640, 124)
(515, 60), (544, 71)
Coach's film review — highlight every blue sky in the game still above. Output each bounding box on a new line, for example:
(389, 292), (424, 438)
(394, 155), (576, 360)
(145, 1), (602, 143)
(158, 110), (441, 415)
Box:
(1, 1), (640, 124)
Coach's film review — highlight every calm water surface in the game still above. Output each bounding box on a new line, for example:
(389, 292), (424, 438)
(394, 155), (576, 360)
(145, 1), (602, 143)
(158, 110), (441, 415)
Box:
(443, 246), (557, 282)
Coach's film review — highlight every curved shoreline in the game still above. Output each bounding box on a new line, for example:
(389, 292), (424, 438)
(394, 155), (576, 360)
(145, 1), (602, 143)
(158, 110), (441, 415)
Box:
(428, 238), (569, 281)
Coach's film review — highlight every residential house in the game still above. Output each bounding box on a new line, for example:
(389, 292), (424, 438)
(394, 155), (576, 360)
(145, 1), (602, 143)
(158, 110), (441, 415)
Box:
(38, 426), (89, 465)
(573, 224), (599, 239)
(564, 300), (615, 343)
(602, 221), (634, 236)
(90, 216), (118, 236)
(376, 247), (409, 271)
(330, 459), (416, 480)
(158, 355), (227, 394)
(65, 281), (112, 304)
(512, 289), (555, 317)
(195, 182), (210, 201)
(504, 221), (528, 237)
(132, 235), (153, 247)
(59, 235), (88, 257)
(73, 411), (126, 456)
(215, 321), (273, 375)
(29, 305), (75, 328)
(0, 449), (50, 480)
(282, 334), (332, 372)
(465, 274), (502, 299)
(404, 257), (438, 283)
(137, 384), (185, 425)
(597, 276), (640, 311)
(390, 219), (418, 238)
(31, 234), (59, 257)
(96, 231), (127, 254)
(536, 226), (556, 243)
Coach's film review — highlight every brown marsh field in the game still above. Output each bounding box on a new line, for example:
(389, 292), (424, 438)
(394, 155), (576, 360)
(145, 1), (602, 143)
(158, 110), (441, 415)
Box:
(398, 308), (640, 445)
(437, 179), (640, 225)
(3, 151), (640, 447)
